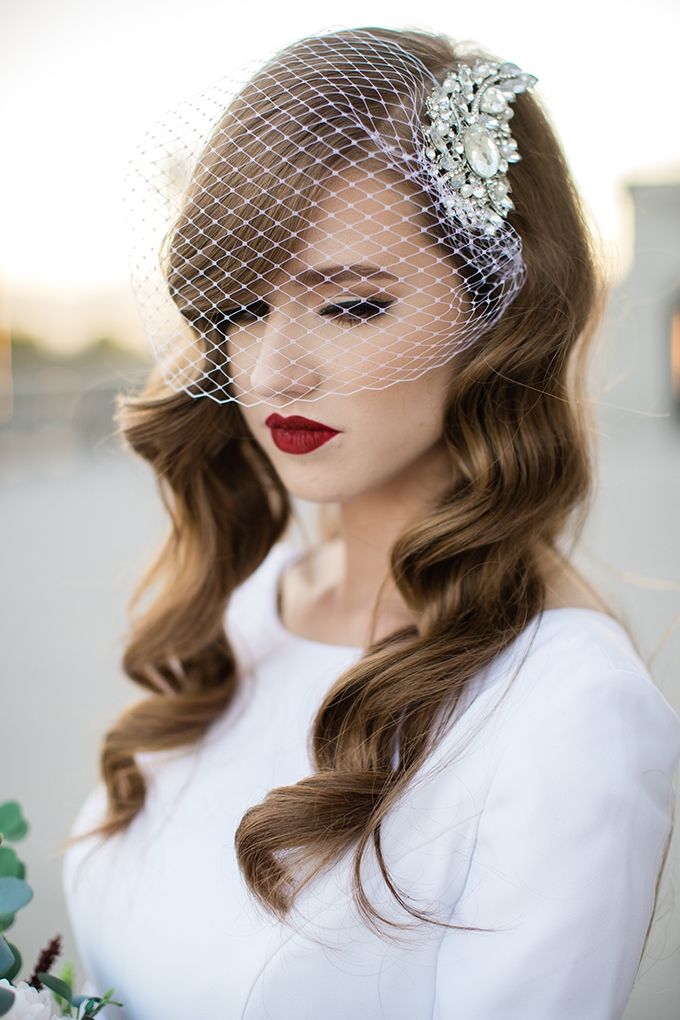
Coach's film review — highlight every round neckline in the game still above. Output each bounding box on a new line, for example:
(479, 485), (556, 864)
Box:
(269, 542), (626, 652)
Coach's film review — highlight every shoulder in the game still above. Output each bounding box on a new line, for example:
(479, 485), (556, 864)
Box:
(502, 611), (678, 741)
(469, 610), (680, 810)
(434, 610), (680, 788)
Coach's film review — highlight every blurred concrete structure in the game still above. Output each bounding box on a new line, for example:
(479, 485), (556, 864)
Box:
(2, 180), (679, 1019)
(592, 180), (680, 425)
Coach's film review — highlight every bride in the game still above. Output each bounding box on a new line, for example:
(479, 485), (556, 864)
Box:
(61, 25), (680, 1020)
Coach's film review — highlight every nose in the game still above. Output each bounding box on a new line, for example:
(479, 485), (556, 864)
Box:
(247, 308), (323, 402)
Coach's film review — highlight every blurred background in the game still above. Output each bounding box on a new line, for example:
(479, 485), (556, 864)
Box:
(1, 1), (679, 1017)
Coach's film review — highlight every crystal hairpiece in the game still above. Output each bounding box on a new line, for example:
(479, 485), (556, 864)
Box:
(421, 60), (538, 236)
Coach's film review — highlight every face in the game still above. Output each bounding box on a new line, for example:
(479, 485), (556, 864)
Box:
(228, 162), (470, 505)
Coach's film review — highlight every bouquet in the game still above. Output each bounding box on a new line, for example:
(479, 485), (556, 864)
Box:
(0, 801), (123, 1019)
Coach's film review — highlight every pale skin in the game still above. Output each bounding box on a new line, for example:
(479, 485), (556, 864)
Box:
(229, 162), (608, 648)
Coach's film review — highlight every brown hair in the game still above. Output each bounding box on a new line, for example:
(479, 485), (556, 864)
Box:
(63, 27), (665, 949)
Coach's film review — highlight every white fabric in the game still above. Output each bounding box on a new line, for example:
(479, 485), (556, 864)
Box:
(62, 538), (680, 1019)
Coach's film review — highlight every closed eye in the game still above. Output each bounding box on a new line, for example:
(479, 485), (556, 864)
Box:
(216, 297), (395, 330)
(319, 299), (394, 324)
(220, 300), (270, 326)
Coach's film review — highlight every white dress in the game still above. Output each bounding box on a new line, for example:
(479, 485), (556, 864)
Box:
(62, 537), (680, 1020)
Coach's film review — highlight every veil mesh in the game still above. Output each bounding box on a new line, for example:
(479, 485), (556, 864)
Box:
(124, 26), (538, 407)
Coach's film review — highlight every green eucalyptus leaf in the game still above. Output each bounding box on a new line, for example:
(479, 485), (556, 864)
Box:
(0, 984), (16, 1017)
(79, 988), (124, 1016)
(0, 937), (14, 980)
(0, 942), (20, 983)
(103, 990), (123, 1008)
(0, 878), (32, 915)
(2, 942), (20, 983)
(58, 959), (76, 990)
(72, 993), (96, 1006)
(36, 972), (73, 1001)
(0, 804), (28, 843)
(0, 916), (14, 935)
(82, 991), (124, 1015)
(0, 850), (21, 879)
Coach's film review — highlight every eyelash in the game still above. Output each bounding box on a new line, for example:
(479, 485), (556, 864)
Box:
(319, 298), (395, 323)
(220, 298), (394, 328)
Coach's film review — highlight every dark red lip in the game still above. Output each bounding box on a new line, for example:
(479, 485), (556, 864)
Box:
(265, 413), (341, 455)
(265, 413), (339, 431)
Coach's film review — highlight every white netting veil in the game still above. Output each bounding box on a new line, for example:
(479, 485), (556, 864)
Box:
(124, 25), (538, 407)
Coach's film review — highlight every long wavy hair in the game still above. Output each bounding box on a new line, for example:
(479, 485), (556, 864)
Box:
(61, 26), (669, 951)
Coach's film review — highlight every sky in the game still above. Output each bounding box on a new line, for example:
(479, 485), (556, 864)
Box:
(1, 0), (679, 350)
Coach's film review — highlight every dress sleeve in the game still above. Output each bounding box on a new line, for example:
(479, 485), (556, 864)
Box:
(431, 663), (680, 1020)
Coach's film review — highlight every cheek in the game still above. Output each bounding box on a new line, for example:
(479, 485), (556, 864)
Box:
(349, 385), (447, 461)
(384, 369), (452, 428)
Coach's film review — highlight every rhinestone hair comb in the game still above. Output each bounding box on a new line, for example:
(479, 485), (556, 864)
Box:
(421, 59), (538, 236)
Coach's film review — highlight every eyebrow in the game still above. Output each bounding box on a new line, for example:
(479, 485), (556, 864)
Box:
(293, 264), (400, 286)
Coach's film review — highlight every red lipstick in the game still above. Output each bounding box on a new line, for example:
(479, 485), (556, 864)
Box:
(265, 413), (341, 455)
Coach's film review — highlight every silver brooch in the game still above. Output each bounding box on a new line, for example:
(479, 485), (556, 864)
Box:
(422, 59), (538, 236)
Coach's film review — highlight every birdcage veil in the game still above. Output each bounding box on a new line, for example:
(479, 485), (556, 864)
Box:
(124, 25), (538, 407)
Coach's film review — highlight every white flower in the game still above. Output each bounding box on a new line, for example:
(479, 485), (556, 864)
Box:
(0, 980), (70, 1020)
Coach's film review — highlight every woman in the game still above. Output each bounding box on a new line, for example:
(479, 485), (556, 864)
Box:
(61, 26), (680, 1019)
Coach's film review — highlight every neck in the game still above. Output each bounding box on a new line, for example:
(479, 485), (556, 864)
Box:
(327, 438), (453, 616)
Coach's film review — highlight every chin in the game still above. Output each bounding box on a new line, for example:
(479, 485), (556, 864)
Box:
(285, 483), (348, 505)
(277, 468), (366, 505)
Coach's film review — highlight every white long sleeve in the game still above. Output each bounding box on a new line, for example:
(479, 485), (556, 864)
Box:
(432, 662), (679, 1019)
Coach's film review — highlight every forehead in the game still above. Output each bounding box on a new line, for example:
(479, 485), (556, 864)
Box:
(286, 159), (436, 278)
